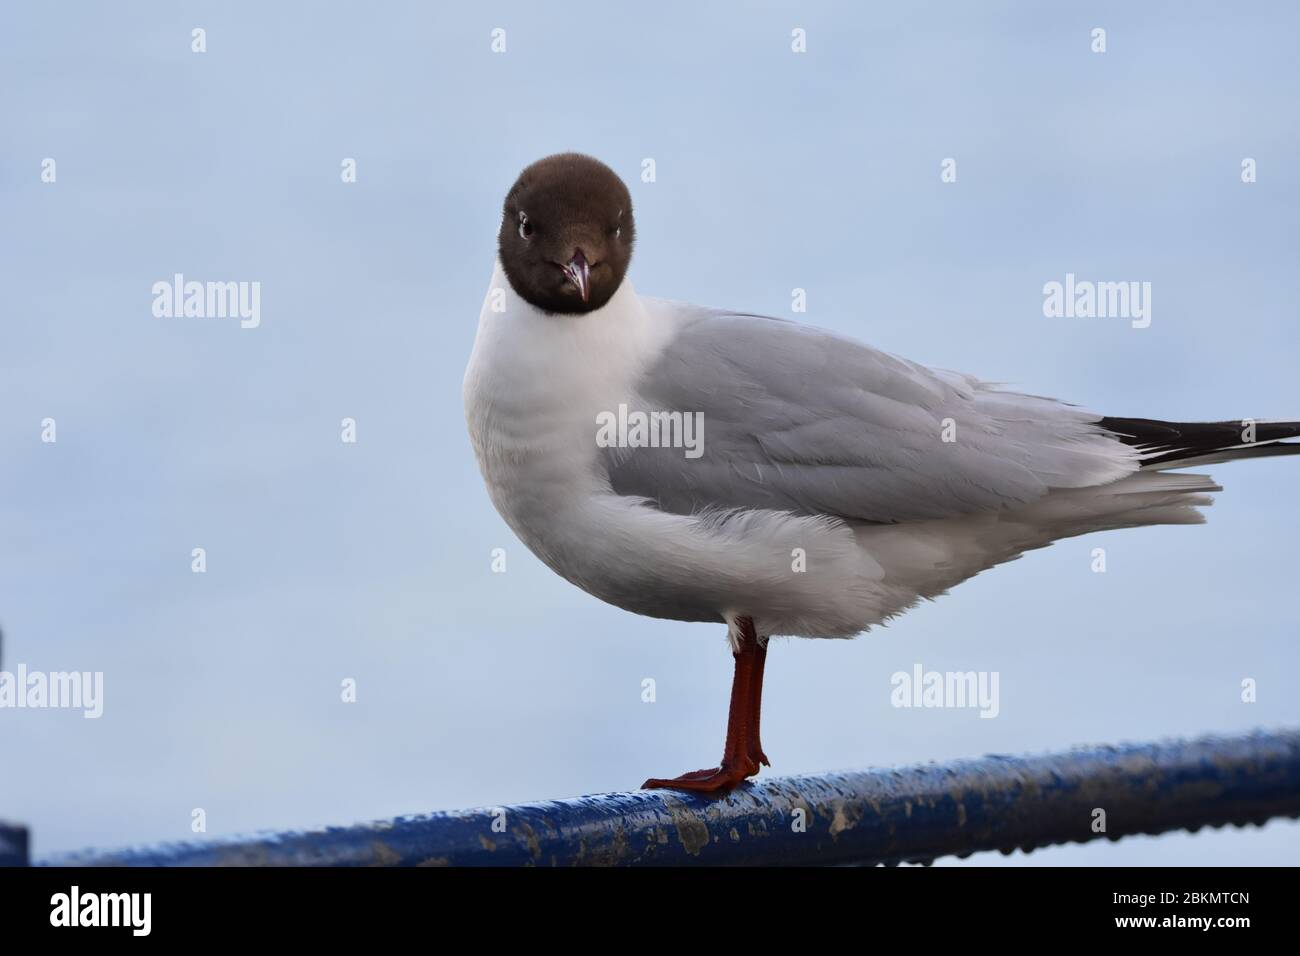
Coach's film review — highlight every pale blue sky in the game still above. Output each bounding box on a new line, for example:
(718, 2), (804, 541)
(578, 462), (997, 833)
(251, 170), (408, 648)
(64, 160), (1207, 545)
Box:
(2, 1), (1298, 863)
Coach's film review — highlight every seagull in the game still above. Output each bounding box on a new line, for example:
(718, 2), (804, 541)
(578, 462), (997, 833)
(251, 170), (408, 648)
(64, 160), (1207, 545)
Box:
(464, 153), (1300, 793)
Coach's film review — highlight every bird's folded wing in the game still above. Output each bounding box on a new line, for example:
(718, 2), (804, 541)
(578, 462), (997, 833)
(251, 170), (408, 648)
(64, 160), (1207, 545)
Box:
(604, 307), (1136, 523)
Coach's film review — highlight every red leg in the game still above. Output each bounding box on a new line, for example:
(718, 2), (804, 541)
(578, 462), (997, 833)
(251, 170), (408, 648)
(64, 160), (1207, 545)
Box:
(747, 636), (770, 768)
(643, 617), (771, 793)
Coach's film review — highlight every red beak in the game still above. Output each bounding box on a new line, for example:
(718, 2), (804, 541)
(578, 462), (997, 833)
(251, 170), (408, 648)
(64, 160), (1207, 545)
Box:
(562, 250), (591, 303)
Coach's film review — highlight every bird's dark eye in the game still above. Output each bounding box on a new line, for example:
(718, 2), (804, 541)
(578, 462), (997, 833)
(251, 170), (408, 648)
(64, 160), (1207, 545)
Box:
(518, 211), (533, 239)
(611, 225), (621, 239)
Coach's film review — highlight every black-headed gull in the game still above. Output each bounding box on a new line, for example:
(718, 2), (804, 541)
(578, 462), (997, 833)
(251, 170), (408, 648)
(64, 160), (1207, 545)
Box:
(464, 153), (1300, 792)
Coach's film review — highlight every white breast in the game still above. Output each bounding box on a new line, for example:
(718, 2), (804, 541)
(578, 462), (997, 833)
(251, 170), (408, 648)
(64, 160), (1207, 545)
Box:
(463, 261), (675, 501)
(463, 262), (673, 579)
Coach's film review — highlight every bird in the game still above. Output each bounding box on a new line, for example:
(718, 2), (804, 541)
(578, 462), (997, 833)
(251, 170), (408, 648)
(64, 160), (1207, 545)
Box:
(463, 152), (1300, 793)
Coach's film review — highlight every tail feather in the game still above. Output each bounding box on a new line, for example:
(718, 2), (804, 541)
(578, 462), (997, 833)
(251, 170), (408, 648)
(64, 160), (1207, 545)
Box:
(1098, 416), (1300, 468)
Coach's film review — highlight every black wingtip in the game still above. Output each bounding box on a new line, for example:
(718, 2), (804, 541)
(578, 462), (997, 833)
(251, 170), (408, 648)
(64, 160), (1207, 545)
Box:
(1099, 416), (1300, 466)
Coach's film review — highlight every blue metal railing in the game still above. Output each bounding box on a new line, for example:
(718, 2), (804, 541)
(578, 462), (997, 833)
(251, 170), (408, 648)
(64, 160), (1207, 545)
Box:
(19, 727), (1300, 867)
(0, 822), (26, 867)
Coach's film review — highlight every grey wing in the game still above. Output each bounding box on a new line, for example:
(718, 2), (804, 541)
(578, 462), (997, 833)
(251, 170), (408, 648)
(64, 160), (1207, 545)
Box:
(603, 307), (1136, 523)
